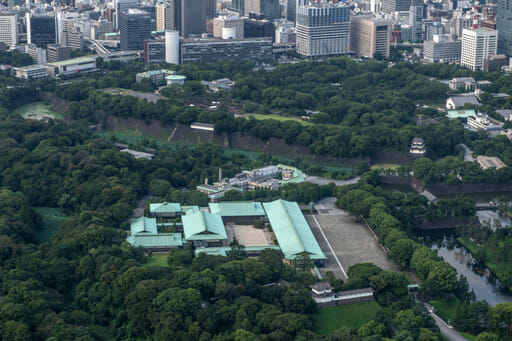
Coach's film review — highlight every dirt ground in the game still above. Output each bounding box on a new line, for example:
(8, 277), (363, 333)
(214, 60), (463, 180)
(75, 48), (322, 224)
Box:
(225, 224), (272, 246)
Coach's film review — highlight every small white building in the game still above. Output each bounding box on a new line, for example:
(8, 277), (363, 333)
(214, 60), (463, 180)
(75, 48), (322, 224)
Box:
(14, 65), (49, 80)
(166, 74), (186, 85)
(449, 77), (476, 90)
(446, 95), (479, 110)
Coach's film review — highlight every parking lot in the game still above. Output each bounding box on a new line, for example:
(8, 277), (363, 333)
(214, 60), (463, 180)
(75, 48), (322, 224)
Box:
(306, 198), (398, 279)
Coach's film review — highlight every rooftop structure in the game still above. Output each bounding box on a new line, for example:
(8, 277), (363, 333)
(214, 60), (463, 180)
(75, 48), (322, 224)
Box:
(409, 137), (426, 155)
(209, 201), (266, 217)
(182, 211), (228, 241)
(191, 122), (215, 131)
(467, 113), (504, 134)
(446, 109), (477, 119)
(497, 109), (512, 121)
(446, 95), (480, 110)
(150, 202), (182, 217)
(201, 78), (235, 92)
(130, 217), (158, 235)
(449, 77), (476, 90)
(126, 233), (183, 249)
(120, 149), (154, 160)
(262, 199), (326, 260)
(476, 155), (506, 169)
(47, 57), (97, 75)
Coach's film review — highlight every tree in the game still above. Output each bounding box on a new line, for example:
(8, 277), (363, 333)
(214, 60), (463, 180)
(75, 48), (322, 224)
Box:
(422, 262), (457, 295)
(294, 253), (313, 272)
(358, 320), (386, 339)
(389, 238), (419, 267)
(488, 302), (512, 337)
(476, 332), (500, 341)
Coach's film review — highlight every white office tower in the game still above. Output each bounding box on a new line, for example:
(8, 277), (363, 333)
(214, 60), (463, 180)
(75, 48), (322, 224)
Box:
(165, 30), (179, 64)
(213, 16), (244, 40)
(56, 11), (63, 44)
(296, 1), (351, 57)
(461, 28), (498, 71)
(0, 13), (18, 47)
(370, 0), (381, 13)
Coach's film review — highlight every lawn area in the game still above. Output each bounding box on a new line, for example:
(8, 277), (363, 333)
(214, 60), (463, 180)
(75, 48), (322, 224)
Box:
(143, 253), (169, 267)
(371, 163), (401, 170)
(248, 113), (311, 126)
(312, 301), (381, 334)
(13, 101), (64, 120)
(34, 207), (70, 243)
(430, 297), (461, 323)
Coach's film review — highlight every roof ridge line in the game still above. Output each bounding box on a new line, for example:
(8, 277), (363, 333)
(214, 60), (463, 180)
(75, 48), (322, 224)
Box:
(277, 199), (306, 254)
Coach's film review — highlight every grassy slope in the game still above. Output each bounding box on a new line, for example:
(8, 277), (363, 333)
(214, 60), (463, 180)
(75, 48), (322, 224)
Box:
(143, 253), (169, 267)
(34, 207), (70, 243)
(312, 301), (381, 335)
(430, 298), (461, 323)
(248, 113), (311, 126)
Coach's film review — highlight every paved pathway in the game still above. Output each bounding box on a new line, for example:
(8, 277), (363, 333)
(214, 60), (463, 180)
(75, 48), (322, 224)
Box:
(428, 308), (467, 341)
(461, 144), (474, 162)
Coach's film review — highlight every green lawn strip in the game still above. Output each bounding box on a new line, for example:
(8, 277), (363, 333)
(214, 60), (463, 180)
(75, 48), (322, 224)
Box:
(430, 297), (461, 323)
(458, 238), (512, 292)
(371, 163), (401, 170)
(459, 332), (477, 341)
(143, 253), (169, 267)
(312, 301), (381, 335)
(248, 113), (311, 126)
(34, 207), (70, 243)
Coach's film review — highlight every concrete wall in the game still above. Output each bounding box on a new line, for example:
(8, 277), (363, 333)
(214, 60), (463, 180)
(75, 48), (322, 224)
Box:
(427, 182), (512, 195)
(415, 217), (480, 230)
(377, 175), (426, 192)
(316, 295), (375, 309)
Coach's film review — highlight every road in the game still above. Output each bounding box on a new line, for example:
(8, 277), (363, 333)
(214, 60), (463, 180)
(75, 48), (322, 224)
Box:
(132, 194), (153, 218)
(429, 310), (467, 341)
(305, 175), (360, 186)
(461, 144), (474, 162)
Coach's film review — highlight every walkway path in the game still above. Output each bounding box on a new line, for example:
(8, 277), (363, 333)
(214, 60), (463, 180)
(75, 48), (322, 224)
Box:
(461, 144), (474, 162)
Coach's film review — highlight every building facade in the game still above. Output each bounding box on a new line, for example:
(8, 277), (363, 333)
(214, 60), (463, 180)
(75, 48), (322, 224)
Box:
(245, 0), (281, 20)
(181, 38), (272, 63)
(14, 65), (49, 80)
(461, 28), (498, 71)
(497, 0), (512, 55)
(423, 35), (461, 62)
(143, 39), (165, 63)
(0, 13), (17, 47)
(296, 4), (351, 57)
(47, 44), (71, 63)
(27, 14), (56, 47)
(181, 0), (207, 37)
(156, 3), (174, 31)
(119, 9), (151, 51)
(381, 0), (422, 13)
(213, 16), (244, 39)
(350, 16), (391, 58)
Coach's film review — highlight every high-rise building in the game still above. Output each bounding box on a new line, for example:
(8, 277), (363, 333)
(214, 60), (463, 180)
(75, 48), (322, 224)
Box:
(27, 14), (57, 47)
(232, 0), (245, 13)
(287, 0), (296, 21)
(497, 0), (512, 55)
(165, 30), (179, 64)
(410, 4), (424, 42)
(114, 0), (140, 29)
(181, 38), (272, 63)
(119, 9), (151, 50)
(181, 0), (207, 37)
(156, 3), (174, 31)
(423, 34), (461, 62)
(381, 0), (422, 13)
(461, 28), (498, 71)
(350, 16), (391, 58)
(296, 2), (351, 57)
(207, 0), (217, 19)
(245, 0), (280, 20)
(47, 44), (71, 62)
(213, 16), (244, 39)
(7, 0), (24, 8)
(0, 13), (17, 47)
(144, 39), (165, 63)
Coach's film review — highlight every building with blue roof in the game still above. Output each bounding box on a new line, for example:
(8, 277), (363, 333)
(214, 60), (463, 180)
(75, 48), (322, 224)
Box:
(182, 211), (228, 247)
(262, 199), (326, 261)
(150, 202), (182, 217)
(208, 201), (266, 222)
(128, 217), (183, 251)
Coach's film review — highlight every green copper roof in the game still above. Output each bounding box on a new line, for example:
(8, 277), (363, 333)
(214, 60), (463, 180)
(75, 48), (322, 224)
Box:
(447, 110), (476, 119)
(195, 245), (281, 256)
(182, 211), (227, 241)
(262, 199), (326, 260)
(182, 205), (200, 214)
(127, 233), (183, 248)
(130, 217), (158, 235)
(209, 201), (265, 217)
(150, 202), (182, 214)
